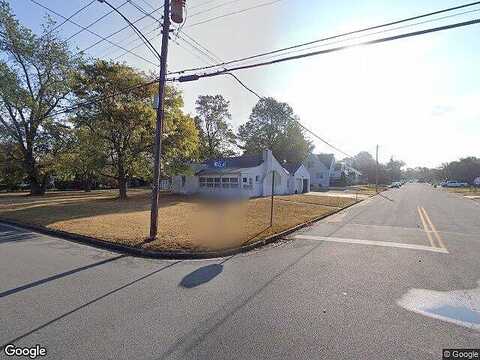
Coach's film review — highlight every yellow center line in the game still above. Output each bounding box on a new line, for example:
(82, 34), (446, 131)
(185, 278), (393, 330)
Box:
(421, 207), (447, 250)
(417, 206), (435, 248)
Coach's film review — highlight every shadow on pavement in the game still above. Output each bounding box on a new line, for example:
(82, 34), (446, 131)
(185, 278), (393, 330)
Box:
(0, 261), (181, 351)
(180, 264), (223, 288)
(0, 255), (126, 299)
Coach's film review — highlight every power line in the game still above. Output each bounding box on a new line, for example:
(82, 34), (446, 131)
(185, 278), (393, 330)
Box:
(170, 0), (480, 75)
(188, 0), (243, 18)
(245, 7), (480, 64)
(48, 79), (158, 118)
(112, 26), (160, 61)
(185, 0), (285, 28)
(64, 0), (129, 43)
(28, 0), (159, 66)
(97, 0), (161, 60)
(179, 30), (223, 62)
(42, 0), (95, 38)
(127, 0), (161, 23)
(219, 74), (353, 157)
(172, 18), (480, 80)
(78, 5), (163, 56)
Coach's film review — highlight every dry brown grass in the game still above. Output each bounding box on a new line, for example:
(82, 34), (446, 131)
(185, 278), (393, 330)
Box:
(446, 187), (480, 196)
(0, 189), (353, 251)
(277, 194), (356, 208)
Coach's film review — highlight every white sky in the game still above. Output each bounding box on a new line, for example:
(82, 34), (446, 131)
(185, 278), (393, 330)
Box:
(12, 0), (480, 168)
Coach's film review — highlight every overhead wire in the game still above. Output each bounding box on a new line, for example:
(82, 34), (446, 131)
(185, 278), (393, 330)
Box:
(169, 0), (480, 75)
(28, 0), (159, 66)
(41, 0), (96, 38)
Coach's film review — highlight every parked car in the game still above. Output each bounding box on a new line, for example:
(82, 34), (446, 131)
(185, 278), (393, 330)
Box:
(389, 182), (402, 188)
(442, 180), (469, 188)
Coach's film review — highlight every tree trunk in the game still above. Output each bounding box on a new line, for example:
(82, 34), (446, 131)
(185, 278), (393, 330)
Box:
(83, 178), (92, 192)
(29, 176), (45, 196)
(118, 177), (128, 200)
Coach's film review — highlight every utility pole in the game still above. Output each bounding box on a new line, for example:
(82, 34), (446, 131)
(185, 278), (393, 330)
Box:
(270, 171), (275, 227)
(375, 144), (379, 194)
(150, 0), (183, 240)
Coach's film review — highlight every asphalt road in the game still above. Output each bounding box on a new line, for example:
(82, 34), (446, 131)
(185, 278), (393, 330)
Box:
(1, 184), (479, 360)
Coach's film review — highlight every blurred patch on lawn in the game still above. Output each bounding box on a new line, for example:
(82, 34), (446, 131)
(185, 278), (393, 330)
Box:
(0, 189), (358, 251)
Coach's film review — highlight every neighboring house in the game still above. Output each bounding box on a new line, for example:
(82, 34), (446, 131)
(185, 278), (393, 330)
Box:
(172, 150), (293, 198)
(284, 163), (310, 194)
(304, 153), (335, 189)
(331, 161), (362, 185)
(474, 176), (480, 187)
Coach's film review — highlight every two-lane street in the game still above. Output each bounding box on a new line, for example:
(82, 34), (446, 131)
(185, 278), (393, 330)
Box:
(1, 183), (480, 360)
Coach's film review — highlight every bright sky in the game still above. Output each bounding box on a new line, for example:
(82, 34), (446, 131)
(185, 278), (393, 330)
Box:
(10, 0), (480, 168)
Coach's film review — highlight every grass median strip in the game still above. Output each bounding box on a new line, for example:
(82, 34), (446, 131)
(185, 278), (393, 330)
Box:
(0, 190), (358, 252)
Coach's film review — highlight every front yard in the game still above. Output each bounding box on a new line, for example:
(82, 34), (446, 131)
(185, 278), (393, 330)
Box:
(446, 187), (480, 197)
(0, 189), (359, 251)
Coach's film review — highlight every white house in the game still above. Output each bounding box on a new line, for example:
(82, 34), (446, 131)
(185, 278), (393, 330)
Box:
(172, 149), (302, 198)
(284, 163), (310, 194)
(304, 153), (336, 189)
(330, 161), (363, 185)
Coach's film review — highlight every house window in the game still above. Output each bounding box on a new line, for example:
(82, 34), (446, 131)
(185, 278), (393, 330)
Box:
(230, 178), (238, 183)
(255, 175), (260, 182)
(243, 177), (247, 183)
(222, 178), (229, 183)
(181, 176), (186, 187)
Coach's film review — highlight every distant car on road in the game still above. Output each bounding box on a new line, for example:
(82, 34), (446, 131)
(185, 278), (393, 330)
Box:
(442, 180), (469, 188)
(389, 182), (402, 188)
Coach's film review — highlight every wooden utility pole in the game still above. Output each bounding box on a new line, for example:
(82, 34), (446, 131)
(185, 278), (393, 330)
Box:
(149, 0), (172, 240)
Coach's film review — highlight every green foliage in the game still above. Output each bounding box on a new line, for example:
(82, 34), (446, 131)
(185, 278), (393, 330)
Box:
(194, 94), (237, 159)
(0, 1), (81, 194)
(163, 87), (199, 175)
(238, 97), (313, 164)
(0, 142), (25, 190)
(72, 60), (156, 199)
(72, 60), (199, 198)
(54, 127), (106, 191)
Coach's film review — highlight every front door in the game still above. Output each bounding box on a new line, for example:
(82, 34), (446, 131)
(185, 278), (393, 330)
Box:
(302, 179), (308, 193)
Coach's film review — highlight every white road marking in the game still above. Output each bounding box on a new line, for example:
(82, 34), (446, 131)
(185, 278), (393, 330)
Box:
(292, 234), (449, 254)
(398, 281), (480, 331)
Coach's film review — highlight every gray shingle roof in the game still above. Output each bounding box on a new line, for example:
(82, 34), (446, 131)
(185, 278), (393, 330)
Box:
(196, 154), (264, 176)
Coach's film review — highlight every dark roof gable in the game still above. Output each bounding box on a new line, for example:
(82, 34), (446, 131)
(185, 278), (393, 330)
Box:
(283, 162), (302, 174)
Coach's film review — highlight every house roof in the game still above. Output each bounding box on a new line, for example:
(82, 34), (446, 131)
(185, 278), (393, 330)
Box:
(283, 162), (303, 175)
(316, 153), (335, 169)
(196, 154), (264, 176)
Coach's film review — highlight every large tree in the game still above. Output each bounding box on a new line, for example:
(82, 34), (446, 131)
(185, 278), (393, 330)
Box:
(0, 1), (81, 194)
(73, 60), (198, 199)
(73, 60), (157, 199)
(194, 94), (236, 159)
(238, 97), (312, 164)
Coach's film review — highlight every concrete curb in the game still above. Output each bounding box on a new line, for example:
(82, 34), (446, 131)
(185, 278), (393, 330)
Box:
(0, 199), (363, 260)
